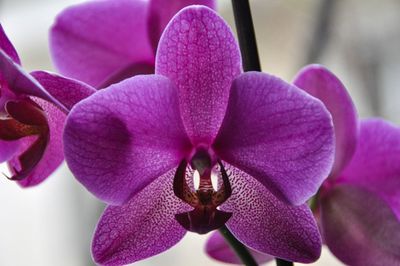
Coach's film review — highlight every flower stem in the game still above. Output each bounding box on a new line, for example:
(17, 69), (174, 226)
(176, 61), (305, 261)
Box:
(231, 0), (261, 72)
(276, 258), (294, 266)
(219, 225), (258, 266)
(230, 1), (294, 266)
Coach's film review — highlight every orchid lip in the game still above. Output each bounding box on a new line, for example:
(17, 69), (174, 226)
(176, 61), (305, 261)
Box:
(173, 149), (232, 234)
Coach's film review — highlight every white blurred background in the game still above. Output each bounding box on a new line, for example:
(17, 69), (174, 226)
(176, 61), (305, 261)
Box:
(1, 0), (399, 265)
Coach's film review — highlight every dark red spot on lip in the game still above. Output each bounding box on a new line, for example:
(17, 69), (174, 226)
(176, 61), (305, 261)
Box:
(0, 99), (49, 180)
(173, 149), (232, 234)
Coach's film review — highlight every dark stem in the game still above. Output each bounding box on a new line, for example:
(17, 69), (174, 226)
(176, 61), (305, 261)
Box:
(276, 258), (294, 266)
(231, 0), (261, 72)
(219, 225), (258, 266)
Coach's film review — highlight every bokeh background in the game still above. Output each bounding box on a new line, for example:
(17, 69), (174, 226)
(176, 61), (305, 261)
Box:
(1, 0), (399, 265)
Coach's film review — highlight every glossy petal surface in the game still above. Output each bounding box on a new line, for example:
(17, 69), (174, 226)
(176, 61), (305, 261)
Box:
(321, 185), (400, 266)
(50, 0), (154, 87)
(206, 231), (273, 265)
(214, 72), (334, 205)
(338, 118), (400, 219)
(293, 65), (358, 177)
(64, 75), (191, 205)
(0, 24), (20, 64)
(9, 98), (65, 186)
(156, 6), (242, 144)
(219, 163), (322, 263)
(0, 50), (67, 112)
(148, 0), (215, 51)
(31, 71), (95, 111)
(92, 169), (188, 266)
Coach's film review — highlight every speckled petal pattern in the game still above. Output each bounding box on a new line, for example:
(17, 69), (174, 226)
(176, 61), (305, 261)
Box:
(214, 72), (334, 205)
(293, 65), (358, 178)
(206, 231), (274, 265)
(220, 163), (322, 263)
(321, 185), (400, 266)
(31, 71), (96, 111)
(64, 75), (191, 205)
(92, 169), (188, 266)
(10, 98), (65, 187)
(0, 139), (19, 163)
(156, 6), (242, 145)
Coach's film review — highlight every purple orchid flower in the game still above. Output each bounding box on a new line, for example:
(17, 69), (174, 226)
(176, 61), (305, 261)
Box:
(207, 65), (400, 265)
(0, 24), (95, 186)
(50, 0), (215, 89)
(63, 6), (334, 265)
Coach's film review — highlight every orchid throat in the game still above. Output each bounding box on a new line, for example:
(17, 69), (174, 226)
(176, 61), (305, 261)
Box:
(173, 147), (232, 234)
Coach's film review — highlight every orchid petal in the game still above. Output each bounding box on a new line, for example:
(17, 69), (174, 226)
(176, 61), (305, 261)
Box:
(148, 0), (216, 52)
(8, 98), (65, 186)
(0, 140), (19, 163)
(293, 65), (358, 177)
(156, 6), (242, 145)
(206, 231), (274, 265)
(64, 75), (191, 205)
(214, 72), (334, 205)
(321, 184), (400, 266)
(338, 118), (400, 219)
(219, 163), (322, 263)
(31, 71), (95, 111)
(0, 24), (20, 64)
(50, 0), (154, 88)
(92, 169), (188, 266)
(0, 50), (67, 113)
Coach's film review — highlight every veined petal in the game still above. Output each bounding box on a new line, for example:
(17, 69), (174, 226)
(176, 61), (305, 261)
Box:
(64, 75), (191, 205)
(338, 118), (400, 219)
(0, 24), (20, 64)
(92, 169), (188, 266)
(31, 71), (96, 111)
(219, 163), (322, 263)
(214, 72), (334, 205)
(156, 6), (242, 145)
(293, 65), (358, 177)
(50, 0), (154, 88)
(0, 50), (67, 113)
(148, 0), (216, 52)
(206, 231), (273, 265)
(321, 184), (400, 266)
(9, 98), (65, 186)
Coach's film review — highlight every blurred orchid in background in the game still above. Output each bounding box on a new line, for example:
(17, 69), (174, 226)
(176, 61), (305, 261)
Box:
(63, 6), (335, 265)
(49, 0), (215, 88)
(0, 24), (95, 186)
(206, 65), (400, 266)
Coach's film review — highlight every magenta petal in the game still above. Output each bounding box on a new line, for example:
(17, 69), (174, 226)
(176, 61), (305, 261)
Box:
(0, 139), (19, 163)
(206, 231), (274, 265)
(148, 0), (216, 52)
(50, 0), (154, 88)
(92, 169), (187, 265)
(31, 71), (95, 111)
(156, 6), (242, 144)
(0, 50), (67, 112)
(220, 163), (322, 263)
(214, 72), (334, 205)
(9, 98), (65, 187)
(64, 75), (191, 205)
(293, 65), (358, 177)
(0, 24), (20, 64)
(321, 184), (400, 266)
(338, 118), (400, 219)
